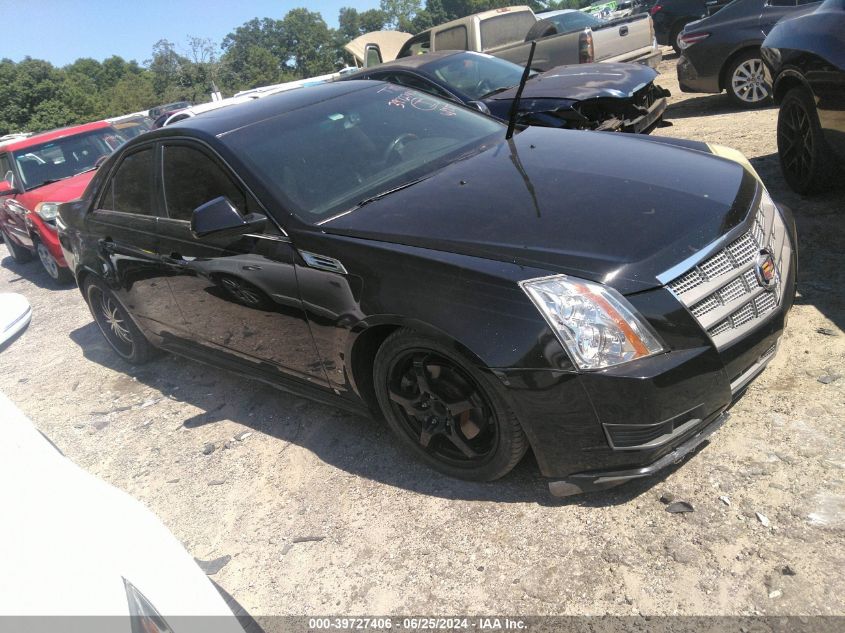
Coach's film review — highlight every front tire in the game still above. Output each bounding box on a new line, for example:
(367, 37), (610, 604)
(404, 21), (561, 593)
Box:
(2, 230), (33, 263)
(85, 277), (157, 364)
(373, 329), (528, 481)
(777, 86), (836, 195)
(35, 241), (73, 284)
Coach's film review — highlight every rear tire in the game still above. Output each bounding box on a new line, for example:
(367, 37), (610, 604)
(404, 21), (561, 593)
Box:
(373, 329), (528, 482)
(85, 277), (157, 364)
(525, 18), (558, 42)
(725, 50), (771, 108)
(777, 86), (836, 195)
(2, 230), (33, 263)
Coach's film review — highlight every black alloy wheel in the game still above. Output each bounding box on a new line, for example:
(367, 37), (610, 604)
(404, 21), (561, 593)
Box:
(85, 278), (156, 364)
(777, 87), (836, 195)
(374, 329), (527, 481)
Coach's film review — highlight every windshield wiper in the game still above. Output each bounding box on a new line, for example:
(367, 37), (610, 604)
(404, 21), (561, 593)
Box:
(354, 175), (432, 208)
(479, 86), (511, 99)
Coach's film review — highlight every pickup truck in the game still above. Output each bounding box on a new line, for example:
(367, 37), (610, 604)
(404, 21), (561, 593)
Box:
(395, 5), (661, 71)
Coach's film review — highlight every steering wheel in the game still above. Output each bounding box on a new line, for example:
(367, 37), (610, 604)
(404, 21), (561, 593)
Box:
(475, 78), (496, 97)
(382, 133), (418, 165)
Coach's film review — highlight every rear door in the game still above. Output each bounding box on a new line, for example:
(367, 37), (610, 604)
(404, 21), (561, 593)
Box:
(154, 141), (328, 385)
(86, 144), (179, 333)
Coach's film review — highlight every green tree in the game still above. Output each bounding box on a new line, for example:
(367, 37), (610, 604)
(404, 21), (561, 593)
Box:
(381, 0), (422, 31)
(280, 8), (337, 77)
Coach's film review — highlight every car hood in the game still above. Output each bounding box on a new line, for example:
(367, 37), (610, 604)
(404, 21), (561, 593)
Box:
(25, 169), (96, 202)
(321, 127), (756, 295)
(486, 63), (658, 102)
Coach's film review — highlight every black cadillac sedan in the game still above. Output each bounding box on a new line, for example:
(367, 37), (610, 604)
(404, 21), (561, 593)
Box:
(345, 51), (668, 133)
(57, 81), (796, 496)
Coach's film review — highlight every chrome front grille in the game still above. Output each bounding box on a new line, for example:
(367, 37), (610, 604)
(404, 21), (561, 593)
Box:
(667, 191), (791, 349)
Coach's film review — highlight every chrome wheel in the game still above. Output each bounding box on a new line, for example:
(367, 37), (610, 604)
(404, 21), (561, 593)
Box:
(36, 242), (60, 279)
(730, 58), (770, 104)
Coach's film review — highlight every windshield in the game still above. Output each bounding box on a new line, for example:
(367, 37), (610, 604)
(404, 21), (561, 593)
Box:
(13, 128), (124, 190)
(427, 53), (533, 100)
(224, 83), (504, 222)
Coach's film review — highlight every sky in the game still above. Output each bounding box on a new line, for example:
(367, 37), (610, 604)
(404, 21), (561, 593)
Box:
(1, 0), (382, 67)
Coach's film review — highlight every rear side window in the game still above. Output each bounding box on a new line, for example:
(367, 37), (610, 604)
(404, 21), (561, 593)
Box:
(435, 25), (469, 50)
(162, 145), (246, 221)
(480, 12), (537, 50)
(101, 148), (155, 216)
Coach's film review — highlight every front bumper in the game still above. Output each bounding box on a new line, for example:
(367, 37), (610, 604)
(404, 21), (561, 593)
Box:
(623, 90), (668, 133)
(26, 216), (67, 267)
(493, 200), (797, 496)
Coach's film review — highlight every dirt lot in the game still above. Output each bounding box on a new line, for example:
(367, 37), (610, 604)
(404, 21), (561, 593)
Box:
(2, 50), (844, 621)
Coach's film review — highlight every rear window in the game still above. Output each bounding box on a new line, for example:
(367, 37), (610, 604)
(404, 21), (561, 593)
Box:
(435, 25), (469, 50)
(480, 12), (537, 50)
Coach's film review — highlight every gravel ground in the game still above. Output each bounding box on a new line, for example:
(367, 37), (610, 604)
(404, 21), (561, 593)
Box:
(1, 49), (843, 621)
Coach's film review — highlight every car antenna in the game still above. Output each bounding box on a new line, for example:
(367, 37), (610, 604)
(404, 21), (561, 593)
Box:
(506, 40), (537, 140)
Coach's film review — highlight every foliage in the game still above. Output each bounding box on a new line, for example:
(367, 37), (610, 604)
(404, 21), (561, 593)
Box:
(1, 1), (580, 136)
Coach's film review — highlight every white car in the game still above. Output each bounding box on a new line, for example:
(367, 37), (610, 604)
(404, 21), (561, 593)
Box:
(0, 292), (31, 347)
(0, 391), (247, 632)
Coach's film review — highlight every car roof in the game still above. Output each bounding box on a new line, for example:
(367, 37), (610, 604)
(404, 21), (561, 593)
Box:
(162, 80), (378, 138)
(356, 50), (484, 74)
(0, 121), (112, 152)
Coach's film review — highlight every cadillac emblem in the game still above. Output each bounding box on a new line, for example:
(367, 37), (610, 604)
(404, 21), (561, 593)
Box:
(754, 249), (777, 291)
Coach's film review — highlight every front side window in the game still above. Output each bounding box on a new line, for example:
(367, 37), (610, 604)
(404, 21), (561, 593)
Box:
(13, 128), (124, 190)
(0, 154), (14, 188)
(101, 148), (155, 216)
(162, 145), (246, 221)
(223, 83), (504, 222)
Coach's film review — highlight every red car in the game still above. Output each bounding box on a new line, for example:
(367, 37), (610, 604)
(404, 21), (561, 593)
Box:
(0, 121), (124, 282)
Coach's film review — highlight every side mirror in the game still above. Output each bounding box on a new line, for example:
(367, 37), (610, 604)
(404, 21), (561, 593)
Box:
(190, 196), (267, 239)
(0, 180), (18, 196)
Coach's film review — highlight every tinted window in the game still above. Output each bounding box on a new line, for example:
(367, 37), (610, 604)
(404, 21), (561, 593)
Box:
(365, 46), (382, 67)
(435, 25), (469, 50)
(162, 145), (246, 221)
(102, 148), (154, 216)
(480, 12), (537, 50)
(224, 84), (503, 222)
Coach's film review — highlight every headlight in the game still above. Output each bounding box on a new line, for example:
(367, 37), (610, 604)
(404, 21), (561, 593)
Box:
(35, 202), (59, 222)
(520, 274), (665, 370)
(123, 578), (174, 633)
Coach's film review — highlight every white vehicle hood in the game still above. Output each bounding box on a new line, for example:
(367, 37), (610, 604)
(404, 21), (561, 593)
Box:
(0, 392), (245, 631)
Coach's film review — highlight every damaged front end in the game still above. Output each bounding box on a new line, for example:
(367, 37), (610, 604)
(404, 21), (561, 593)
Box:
(518, 82), (670, 133)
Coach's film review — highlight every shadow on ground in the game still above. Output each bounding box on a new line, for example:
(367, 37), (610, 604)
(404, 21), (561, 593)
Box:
(69, 320), (689, 507)
(665, 93), (775, 120)
(1, 253), (76, 292)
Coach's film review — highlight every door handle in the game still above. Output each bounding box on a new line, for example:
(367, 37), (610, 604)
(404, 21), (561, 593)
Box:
(619, 25), (629, 36)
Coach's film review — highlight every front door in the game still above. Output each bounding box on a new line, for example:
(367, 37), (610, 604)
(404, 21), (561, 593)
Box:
(86, 144), (180, 335)
(154, 141), (328, 386)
